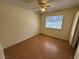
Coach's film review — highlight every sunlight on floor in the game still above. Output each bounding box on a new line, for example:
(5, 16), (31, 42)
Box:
(44, 41), (58, 53)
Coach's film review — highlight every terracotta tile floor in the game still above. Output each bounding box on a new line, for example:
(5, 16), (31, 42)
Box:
(4, 34), (75, 59)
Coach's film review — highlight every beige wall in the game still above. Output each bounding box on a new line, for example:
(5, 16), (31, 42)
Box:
(0, 42), (5, 59)
(40, 7), (79, 40)
(69, 11), (79, 45)
(74, 42), (79, 59)
(0, 2), (39, 49)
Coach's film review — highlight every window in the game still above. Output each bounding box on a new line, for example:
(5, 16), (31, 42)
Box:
(45, 15), (63, 29)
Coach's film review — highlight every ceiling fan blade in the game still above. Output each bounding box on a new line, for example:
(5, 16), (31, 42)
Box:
(31, 7), (39, 10)
(31, 6), (41, 11)
(31, 8), (42, 13)
(37, 0), (48, 3)
(47, 5), (55, 8)
(47, 3), (55, 6)
(19, 0), (36, 3)
(48, 0), (59, 3)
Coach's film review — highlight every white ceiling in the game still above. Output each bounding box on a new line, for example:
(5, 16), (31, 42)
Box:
(0, 0), (79, 13)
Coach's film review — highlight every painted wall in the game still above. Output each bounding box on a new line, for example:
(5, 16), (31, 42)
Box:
(69, 11), (79, 45)
(0, 42), (5, 59)
(40, 7), (79, 40)
(0, 2), (39, 49)
(74, 42), (79, 59)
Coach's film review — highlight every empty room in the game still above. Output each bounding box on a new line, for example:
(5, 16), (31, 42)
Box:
(0, 0), (79, 59)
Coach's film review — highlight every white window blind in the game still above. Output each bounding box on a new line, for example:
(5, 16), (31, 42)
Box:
(45, 15), (63, 29)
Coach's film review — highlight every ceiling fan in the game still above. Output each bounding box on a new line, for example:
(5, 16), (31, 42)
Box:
(32, 0), (55, 12)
